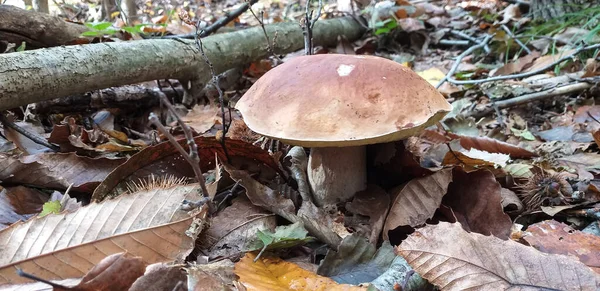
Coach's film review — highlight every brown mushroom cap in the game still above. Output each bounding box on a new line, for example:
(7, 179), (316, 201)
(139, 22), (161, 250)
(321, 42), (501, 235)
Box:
(235, 54), (452, 147)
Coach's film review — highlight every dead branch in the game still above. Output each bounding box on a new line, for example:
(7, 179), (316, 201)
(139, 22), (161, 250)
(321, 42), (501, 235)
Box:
(470, 82), (593, 119)
(0, 17), (365, 111)
(0, 5), (88, 48)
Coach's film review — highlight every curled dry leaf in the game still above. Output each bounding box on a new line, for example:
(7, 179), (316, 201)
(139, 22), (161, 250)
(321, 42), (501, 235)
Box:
(345, 185), (389, 244)
(383, 168), (453, 240)
(443, 168), (512, 239)
(0, 152), (123, 194)
(92, 137), (281, 201)
(76, 252), (146, 291)
(234, 253), (367, 291)
(524, 220), (600, 274)
(445, 133), (537, 159)
(397, 222), (600, 290)
(223, 163), (342, 248)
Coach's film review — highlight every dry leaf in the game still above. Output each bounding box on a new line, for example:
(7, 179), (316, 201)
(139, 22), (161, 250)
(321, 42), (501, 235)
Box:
(383, 169), (452, 240)
(524, 220), (600, 273)
(234, 253), (366, 291)
(0, 185), (208, 285)
(443, 168), (512, 239)
(397, 222), (600, 290)
(75, 252), (146, 290)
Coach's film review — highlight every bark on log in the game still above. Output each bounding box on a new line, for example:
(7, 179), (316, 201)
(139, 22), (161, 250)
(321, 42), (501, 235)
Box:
(0, 5), (88, 48)
(530, 0), (599, 20)
(0, 17), (365, 111)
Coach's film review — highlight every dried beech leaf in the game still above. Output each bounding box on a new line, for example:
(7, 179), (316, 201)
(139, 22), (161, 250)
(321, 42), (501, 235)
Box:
(224, 164), (342, 248)
(0, 152), (123, 193)
(443, 168), (512, 239)
(76, 252), (146, 290)
(397, 222), (600, 290)
(92, 137), (280, 201)
(234, 253), (367, 291)
(0, 184), (208, 285)
(524, 220), (600, 273)
(383, 168), (453, 240)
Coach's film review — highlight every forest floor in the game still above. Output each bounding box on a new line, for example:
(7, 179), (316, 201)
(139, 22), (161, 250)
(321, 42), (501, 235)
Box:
(2, 0), (600, 290)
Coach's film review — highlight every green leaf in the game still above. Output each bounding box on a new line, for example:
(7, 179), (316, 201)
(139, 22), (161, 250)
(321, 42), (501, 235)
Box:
(510, 127), (536, 141)
(16, 42), (26, 52)
(39, 200), (61, 217)
(84, 22), (96, 29)
(121, 26), (141, 33)
(374, 27), (391, 35)
(246, 222), (314, 252)
(81, 31), (102, 37)
(93, 22), (113, 30)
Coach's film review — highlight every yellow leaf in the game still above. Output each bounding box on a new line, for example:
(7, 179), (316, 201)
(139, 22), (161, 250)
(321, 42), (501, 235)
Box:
(416, 67), (446, 86)
(234, 253), (366, 291)
(111, 11), (121, 18)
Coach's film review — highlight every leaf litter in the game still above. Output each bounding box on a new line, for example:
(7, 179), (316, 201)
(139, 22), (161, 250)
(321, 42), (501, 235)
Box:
(3, 0), (600, 289)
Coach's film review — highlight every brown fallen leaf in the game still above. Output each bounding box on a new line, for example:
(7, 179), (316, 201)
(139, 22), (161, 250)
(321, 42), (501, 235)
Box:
(443, 168), (512, 239)
(76, 252), (146, 291)
(345, 185), (390, 244)
(383, 168), (453, 240)
(397, 222), (600, 290)
(524, 220), (600, 274)
(234, 253), (366, 291)
(187, 260), (237, 291)
(130, 262), (188, 291)
(492, 52), (540, 76)
(0, 184), (208, 285)
(92, 137), (281, 201)
(0, 152), (123, 194)
(181, 105), (220, 134)
(0, 186), (46, 230)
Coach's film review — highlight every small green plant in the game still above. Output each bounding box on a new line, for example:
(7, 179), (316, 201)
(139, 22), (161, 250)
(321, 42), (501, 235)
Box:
(81, 22), (164, 37)
(373, 18), (398, 35)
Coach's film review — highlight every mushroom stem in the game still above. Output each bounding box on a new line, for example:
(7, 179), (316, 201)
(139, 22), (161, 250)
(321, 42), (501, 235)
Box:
(307, 146), (367, 206)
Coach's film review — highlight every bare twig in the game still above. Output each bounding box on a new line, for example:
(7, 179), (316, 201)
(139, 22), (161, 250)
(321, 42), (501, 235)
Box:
(438, 39), (470, 46)
(193, 19), (232, 163)
(148, 105), (209, 198)
(162, 0), (259, 39)
(444, 43), (600, 86)
(303, 0), (323, 55)
(436, 34), (494, 89)
(470, 82), (593, 119)
(247, 2), (282, 60)
(0, 112), (60, 152)
(500, 24), (532, 54)
(450, 30), (491, 54)
(16, 269), (66, 289)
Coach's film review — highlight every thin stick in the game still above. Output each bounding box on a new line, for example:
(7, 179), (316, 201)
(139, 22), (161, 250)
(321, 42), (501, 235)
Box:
(148, 98), (210, 198)
(445, 43), (600, 86)
(501, 24), (532, 54)
(450, 30), (491, 54)
(162, 0), (259, 39)
(247, 2), (282, 61)
(194, 19), (232, 163)
(0, 112), (60, 152)
(470, 82), (593, 119)
(436, 34), (494, 88)
(303, 0), (323, 55)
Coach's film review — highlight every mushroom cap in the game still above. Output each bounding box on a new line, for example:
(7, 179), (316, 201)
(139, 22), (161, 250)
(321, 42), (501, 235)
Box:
(235, 54), (452, 147)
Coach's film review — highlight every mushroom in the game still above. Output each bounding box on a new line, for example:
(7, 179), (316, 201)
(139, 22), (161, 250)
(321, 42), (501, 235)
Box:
(235, 54), (452, 206)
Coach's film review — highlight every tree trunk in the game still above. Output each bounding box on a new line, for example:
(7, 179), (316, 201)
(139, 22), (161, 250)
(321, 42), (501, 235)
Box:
(0, 17), (365, 111)
(530, 0), (600, 20)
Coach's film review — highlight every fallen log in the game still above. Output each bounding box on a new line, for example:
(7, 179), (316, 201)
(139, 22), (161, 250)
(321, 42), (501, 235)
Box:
(0, 17), (365, 111)
(0, 5), (88, 49)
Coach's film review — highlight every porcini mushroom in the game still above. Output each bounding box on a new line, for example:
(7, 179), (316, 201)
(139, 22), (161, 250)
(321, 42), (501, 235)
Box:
(235, 54), (452, 206)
